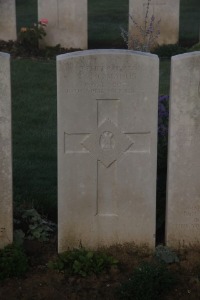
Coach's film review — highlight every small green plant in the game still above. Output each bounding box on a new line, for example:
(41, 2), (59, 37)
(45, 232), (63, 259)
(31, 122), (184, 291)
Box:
(121, 0), (160, 52)
(188, 42), (200, 52)
(0, 244), (28, 280)
(118, 261), (176, 300)
(14, 207), (56, 242)
(155, 245), (179, 264)
(48, 247), (118, 277)
(21, 208), (56, 241)
(17, 18), (48, 53)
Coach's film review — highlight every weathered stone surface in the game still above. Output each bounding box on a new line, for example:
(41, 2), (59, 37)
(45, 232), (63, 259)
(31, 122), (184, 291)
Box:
(38, 0), (87, 49)
(0, 53), (13, 249)
(129, 0), (180, 47)
(0, 0), (16, 41)
(166, 52), (200, 247)
(57, 49), (159, 252)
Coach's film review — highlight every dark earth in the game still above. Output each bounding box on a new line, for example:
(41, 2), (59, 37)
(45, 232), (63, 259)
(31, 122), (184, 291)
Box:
(1, 237), (200, 300)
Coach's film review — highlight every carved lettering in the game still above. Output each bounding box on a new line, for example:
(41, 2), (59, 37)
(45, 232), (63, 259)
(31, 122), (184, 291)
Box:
(61, 64), (137, 80)
(65, 88), (135, 94)
(179, 203), (200, 230)
(175, 224), (200, 230)
(194, 218), (200, 222)
(175, 224), (189, 229)
(143, 0), (166, 5)
(192, 224), (200, 229)
(184, 210), (200, 217)
(183, 205), (200, 216)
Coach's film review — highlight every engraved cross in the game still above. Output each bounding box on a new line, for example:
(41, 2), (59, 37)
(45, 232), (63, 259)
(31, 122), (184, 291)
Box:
(65, 99), (150, 216)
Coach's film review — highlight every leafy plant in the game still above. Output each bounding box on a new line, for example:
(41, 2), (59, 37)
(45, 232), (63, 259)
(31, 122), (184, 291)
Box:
(118, 261), (176, 300)
(17, 19), (48, 53)
(48, 247), (118, 277)
(121, 0), (160, 52)
(155, 245), (179, 264)
(14, 207), (56, 242)
(14, 229), (25, 246)
(188, 42), (200, 52)
(0, 244), (28, 280)
(21, 208), (56, 241)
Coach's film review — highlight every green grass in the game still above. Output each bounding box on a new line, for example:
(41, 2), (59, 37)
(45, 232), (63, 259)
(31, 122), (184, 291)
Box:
(88, 0), (128, 48)
(12, 59), (57, 219)
(16, 0), (37, 33)
(180, 0), (200, 46)
(159, 59), (171, 95)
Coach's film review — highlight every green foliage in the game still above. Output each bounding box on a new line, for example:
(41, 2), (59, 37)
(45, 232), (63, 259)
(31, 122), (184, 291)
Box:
(15, 208), (56, 242)
(48, 247), (118, 277)
(189, 42), (200, 52)
(16, 0), (37, 33)
(17, 21), (47, 54)
(0, 244), (28, 280)
(14, 229), (25, 246)
(179, 0), (200, 46)
(155, 245), (179, 264)
(152, 44), (187, 58)
(118, 262), (176, 300)
(88, 0), (128, 48)
(12, 59), (57, 219)
(23, 209), (54, 241)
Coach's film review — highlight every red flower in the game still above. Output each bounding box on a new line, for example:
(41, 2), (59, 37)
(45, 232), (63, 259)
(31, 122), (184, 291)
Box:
(39, 18), (48, 25)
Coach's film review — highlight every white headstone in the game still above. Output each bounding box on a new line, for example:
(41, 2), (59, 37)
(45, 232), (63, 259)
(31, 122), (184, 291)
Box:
(166, 52), (200, 247)
(38, 0), (87, 49)
(0, 0), (16, 41)
(0, 52), (13, 249)
(129, 0), (180, 47)
(57, 49), (159, 252)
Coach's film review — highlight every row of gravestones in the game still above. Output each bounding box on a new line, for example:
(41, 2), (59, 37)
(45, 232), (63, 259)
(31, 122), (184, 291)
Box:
(0, 0), (180, 48)
(1, 49), (200, 252)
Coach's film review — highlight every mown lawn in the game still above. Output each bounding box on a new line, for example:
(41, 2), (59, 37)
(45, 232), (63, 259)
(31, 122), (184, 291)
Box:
(12, 59), (57, 219)
(180, 0), (200, 46)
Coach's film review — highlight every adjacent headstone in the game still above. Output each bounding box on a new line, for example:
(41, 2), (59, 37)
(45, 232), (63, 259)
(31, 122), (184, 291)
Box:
(166, 52), (200, 247)
(129, 0), (180, 47)
(57, 49), (159, 252)
(38, 0), (87, 49)
(0, 0), (17, 41)
(0, 53), (13, 249)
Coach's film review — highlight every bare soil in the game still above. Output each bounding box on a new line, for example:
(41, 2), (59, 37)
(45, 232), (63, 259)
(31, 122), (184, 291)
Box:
(1, 238), (200, 300)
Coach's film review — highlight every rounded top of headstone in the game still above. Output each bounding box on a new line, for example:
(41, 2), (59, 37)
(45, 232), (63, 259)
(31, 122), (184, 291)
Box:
(57, 49), (158, 62)
(0, 52), (10, 59)
(172, 51), (200, 61)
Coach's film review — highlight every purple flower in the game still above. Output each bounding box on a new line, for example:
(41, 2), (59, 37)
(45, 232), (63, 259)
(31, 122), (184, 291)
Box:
(158, 95), (169, 139)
